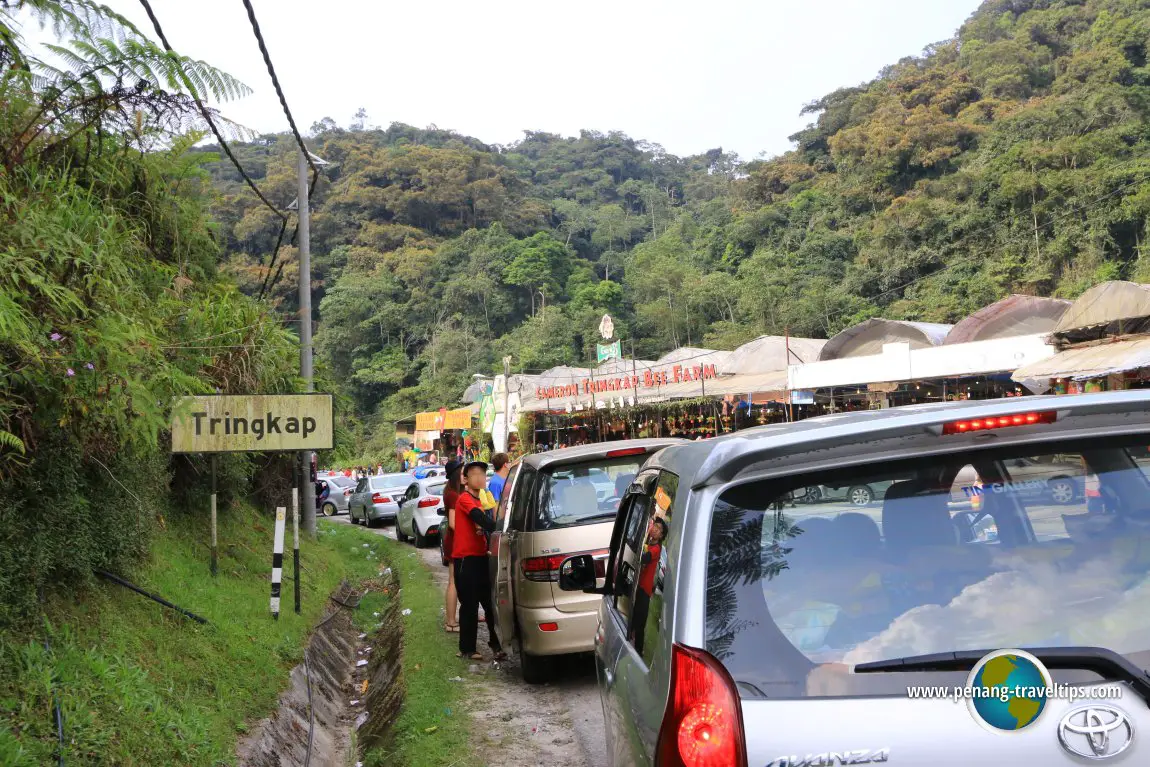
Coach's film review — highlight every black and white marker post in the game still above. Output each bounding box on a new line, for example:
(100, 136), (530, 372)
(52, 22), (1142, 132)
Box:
(210, 454), (218, 577)
(293, 460), (301, 614)
(270, 506), (286, 619)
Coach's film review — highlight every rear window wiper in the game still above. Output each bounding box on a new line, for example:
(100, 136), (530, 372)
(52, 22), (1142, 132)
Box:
(855, 646), (1150, 707)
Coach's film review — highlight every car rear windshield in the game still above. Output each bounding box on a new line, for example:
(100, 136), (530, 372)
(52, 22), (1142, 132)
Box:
(533, 455), (645, 531)
(426, 482), (446, 496)
(327, 476), (355, 488)
(371, 474), (410, 490)
(706, 436), (1150, 699)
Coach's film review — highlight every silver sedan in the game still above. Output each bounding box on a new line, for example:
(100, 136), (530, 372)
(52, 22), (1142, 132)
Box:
(349, 473), (413, 527)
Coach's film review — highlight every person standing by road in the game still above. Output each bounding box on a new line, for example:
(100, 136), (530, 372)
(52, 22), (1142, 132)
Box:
(442, 459), (463, 633)
(452, 460), (505, 661)
(488, 452), (510, 502)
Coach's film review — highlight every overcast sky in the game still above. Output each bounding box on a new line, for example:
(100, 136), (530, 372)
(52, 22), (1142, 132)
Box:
(27, 0), (982, 160)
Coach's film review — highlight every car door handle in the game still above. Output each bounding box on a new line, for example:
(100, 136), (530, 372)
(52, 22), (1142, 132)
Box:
(603, 668), (615, 688)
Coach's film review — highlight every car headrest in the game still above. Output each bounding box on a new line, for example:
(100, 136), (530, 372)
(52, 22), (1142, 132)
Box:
(556, 481), (599, 516)
(833, 512), (883, 557)
(882, 479), (957, 552)
(615, 473), (636, 498)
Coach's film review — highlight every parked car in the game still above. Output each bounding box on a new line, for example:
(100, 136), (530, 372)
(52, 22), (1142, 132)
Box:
(560, 392), (1150, 766)
(319, 474), (356, 517)
(489, 437), (687, 684)
(804, 479), (896, 507)
(396, 477), (447, 547)
(348, 473), (412, 526)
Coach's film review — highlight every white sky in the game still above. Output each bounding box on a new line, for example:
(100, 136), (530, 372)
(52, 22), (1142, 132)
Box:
(25, 0), (982, 160)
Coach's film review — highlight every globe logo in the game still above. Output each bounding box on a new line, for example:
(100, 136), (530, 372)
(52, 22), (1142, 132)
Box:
(966, 649), (1052, 732)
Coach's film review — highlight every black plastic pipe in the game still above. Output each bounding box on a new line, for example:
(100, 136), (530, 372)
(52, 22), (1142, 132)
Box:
(92, 570), (208, 624)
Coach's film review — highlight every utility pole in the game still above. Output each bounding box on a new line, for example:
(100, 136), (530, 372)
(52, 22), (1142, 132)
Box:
(298, 148), (317, 535)
(502, 355), (512, 453)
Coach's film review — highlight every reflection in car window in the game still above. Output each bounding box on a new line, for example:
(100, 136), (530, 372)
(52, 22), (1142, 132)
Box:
(496, 465), (519, 524)
(427, 482), (446, 497)
(630, 471), (677, 667)
(705, 440), (1150, 700)
(613, 492), (653, 626)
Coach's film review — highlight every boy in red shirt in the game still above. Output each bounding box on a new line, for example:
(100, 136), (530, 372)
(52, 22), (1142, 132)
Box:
(630, 516), (667, 656)
(452, 461), (505, 660)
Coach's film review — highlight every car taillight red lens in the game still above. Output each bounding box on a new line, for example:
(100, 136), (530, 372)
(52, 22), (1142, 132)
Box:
(942, 411), (1056, 435)
(606, 447), (647, 458)
(417, 497), (439, 508)
(371, 492), (385, 504)
(656, 644), (747, 767)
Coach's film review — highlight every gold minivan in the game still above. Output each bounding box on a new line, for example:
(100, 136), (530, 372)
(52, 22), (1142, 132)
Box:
(489, 438), (686, 683)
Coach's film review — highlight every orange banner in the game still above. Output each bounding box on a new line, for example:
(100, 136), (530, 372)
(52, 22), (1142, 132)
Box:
(415, 408), (472, 431)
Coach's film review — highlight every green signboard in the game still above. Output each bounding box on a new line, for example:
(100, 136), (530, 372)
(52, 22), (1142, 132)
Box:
(597, 340), (622, 363)
(479, 394), (496, 433)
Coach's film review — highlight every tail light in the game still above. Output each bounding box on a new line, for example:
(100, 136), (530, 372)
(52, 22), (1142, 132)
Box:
(371, 492), (386, 504)
(343, 488), (352, 498)
(522, 549), (608, 582)
(941, 411), (1056, 435)
(655, 644), (747, 767)
(606, 447), (648, 458)
(418, 497), (439, 508)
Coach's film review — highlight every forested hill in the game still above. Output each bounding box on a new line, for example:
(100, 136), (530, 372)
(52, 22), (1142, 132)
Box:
(203, 0), (1150, 451)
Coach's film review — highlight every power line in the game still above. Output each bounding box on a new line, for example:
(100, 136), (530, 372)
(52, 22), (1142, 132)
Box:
(239, 0), (318, 177)
(136, 0), (287, 225)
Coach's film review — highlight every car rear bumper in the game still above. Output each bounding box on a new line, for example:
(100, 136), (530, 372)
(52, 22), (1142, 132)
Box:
(516, 604), (598, 656)
(368, 502), (398, 520)
(414, 511), (444, 535)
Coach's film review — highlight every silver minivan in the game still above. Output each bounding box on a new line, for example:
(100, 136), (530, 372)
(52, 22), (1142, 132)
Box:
(561, 393), (1150, 766)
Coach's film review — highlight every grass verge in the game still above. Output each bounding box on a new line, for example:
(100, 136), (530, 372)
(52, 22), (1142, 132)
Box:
(0, 507), (383, 766)
(361, 537), (470, 767)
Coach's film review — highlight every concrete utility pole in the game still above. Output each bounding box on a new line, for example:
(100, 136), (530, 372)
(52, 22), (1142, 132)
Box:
(298, 148), (316, 535)
(502, 355), (512, 452)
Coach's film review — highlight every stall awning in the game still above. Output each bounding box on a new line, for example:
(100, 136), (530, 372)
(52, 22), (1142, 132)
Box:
(1012, 337), (1150, 381)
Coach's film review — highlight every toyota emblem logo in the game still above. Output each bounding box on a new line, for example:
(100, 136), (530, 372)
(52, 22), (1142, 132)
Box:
(1058, 705), (1135, 760)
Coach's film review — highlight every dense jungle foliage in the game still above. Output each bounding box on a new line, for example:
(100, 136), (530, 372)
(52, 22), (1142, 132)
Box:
(0, 1), (304, 624)
(204, 0), (1150, 455)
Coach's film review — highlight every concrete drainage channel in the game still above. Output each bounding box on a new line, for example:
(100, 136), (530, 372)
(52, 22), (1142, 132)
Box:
(237, 570), (404, 767)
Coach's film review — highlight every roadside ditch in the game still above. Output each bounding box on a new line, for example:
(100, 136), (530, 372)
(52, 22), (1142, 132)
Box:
(236, 568), (405, 767)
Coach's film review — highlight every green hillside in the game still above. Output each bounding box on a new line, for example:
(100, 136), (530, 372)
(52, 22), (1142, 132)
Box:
(202, 0), (1150, 450)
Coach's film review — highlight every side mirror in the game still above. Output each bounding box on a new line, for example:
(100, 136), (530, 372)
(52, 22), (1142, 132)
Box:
(558, 554), (598, 592)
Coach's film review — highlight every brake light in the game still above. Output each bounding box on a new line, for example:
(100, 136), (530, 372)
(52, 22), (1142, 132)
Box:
(942, 411), (1056, 435)
(539, 622), (559, 632)
(656, 644), (747, 767)
(417, 497), (439, 508)
(343, 489), (352, 497)
(371, 492), (386, 504)
(606, 447), (647, 458)
(522, 549), (608, 582)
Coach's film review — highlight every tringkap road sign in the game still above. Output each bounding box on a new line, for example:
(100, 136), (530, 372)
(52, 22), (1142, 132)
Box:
(170, 394), (333, 453)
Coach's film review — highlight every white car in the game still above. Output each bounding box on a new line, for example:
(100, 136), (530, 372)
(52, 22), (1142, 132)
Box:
(396, 477), (447, 547)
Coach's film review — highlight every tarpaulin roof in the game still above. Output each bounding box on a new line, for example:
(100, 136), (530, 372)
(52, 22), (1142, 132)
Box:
(819, 319), (952, 361)
(944, 295), (1072, 345)
(654, 346), (732, 369)
(720, 335), (826, 375)
(1053, 282), (1150, 342)
(1012, 337), (1150, 381)
(593, 358), (657, 377)
(461, 378), (493, 403)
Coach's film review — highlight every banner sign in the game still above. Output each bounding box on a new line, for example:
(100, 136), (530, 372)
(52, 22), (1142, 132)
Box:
(536, 363), (719, 400)
(171, 394), (333, 453)
(479, 395), (496, 433)
(415, 408), (472, 431)
(596, 341), (622, 363)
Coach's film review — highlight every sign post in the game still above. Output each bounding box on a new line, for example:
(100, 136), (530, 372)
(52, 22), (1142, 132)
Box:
(271, 506), (286, 619)
(170, 393), (334, 618)
(292, 460), (301, 615)
(210, 454), (218, 577)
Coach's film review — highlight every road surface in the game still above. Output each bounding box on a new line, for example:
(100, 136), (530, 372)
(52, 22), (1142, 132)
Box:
(330, 515), (608, 767)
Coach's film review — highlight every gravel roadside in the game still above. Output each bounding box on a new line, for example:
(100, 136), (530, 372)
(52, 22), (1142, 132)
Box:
(330, 516), (608, 767)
